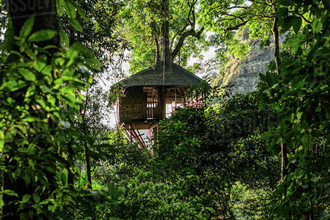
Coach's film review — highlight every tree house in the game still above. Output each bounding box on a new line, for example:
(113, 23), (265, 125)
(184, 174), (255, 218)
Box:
(111, 61), (205, 148)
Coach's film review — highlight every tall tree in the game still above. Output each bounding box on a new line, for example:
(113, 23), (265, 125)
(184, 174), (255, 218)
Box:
(118, 0), (206, 73)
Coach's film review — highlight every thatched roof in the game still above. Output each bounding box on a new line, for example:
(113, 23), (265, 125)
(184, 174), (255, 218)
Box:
(113, 61), (203, 89)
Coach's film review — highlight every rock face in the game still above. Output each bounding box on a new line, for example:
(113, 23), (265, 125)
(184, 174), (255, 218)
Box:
(223, 46), (274, 94)
(211, 28), (277, 95)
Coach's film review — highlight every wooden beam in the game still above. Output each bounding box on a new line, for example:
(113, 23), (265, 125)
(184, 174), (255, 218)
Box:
(160, 88), (167, 119)
(123, 122), (155, 130)
(135, 129), (148, 149)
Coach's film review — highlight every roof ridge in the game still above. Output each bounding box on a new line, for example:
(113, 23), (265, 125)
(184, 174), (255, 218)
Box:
(111, 61), (204, 89)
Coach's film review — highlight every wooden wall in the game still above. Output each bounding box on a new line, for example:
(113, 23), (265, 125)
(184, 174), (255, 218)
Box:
(119, 87), (145, 123)
(118, 86), (186, 124)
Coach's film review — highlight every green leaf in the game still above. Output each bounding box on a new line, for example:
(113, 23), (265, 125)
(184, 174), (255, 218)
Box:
(56, 0), (64, 16)
(88, 75), (93, 84)
(84, 57), (101, 70)
(43, 45), (57, 50)
(76, 4), (87, 20)
(22, 194), (31, 203)
(301, 134), (311, 147)
(39, 200), (49, 205)
(65, 42), (86, 67)
(286, 32), (306, 52)
(61, 168), (69, 185)
(33, 55), (47, 71)
(19, 16), (35, 44)
(28, 159), (35, 169)
(28, 30), (58, 42)
(259, 73), (266, 83)
(63, 0), (76, 19)
(36, 99), (46, 109)
(1, 190), (18, 197)
(33, 193), (40, 203)
(48, 97), (56, 106)
(296, 112), (303, 121)
(261, 132), (274, 141)
(293, 17), (302, 34)
(312, 18), (322, 33)
(69, 19), (83, 32)
(54, 78), (63, 86)
(282, 16), (295, 32)
(0, 130), (4, 151)
(41, 65), (53, 76)
(18, 68), (36, 81)
(67, 41), (84, 56)
(24, 47), (37, 60)
(59, 29), (69, 47)
(61, 85), (76, 94)
(22, 117), (38, 122)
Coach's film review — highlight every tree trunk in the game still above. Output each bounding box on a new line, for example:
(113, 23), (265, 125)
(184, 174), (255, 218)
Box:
(280, 140), (288, 182)
(84, 143), (92, 188)
(271, 0), (288, 183)
(82, 91), (92, 188)
(161, 0), (171, 62)
(271, 3), (281, 75)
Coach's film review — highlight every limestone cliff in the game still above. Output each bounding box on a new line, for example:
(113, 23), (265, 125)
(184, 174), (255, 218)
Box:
(211, 31), (276, 95)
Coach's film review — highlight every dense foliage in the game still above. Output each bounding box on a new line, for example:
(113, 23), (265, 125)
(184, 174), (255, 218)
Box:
(0, 16), (99, 218)
(258, 1), (330, 218)
(1, 0), (329, 219)
(57, 0), (124, 69)
(117, 0), (207, 73)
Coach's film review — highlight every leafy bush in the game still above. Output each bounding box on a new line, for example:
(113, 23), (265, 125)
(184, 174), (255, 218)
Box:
(151, 92), (279, 219)
(0, 16), (99, 218)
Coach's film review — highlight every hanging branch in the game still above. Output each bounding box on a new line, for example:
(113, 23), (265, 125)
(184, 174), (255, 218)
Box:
(170, 0), (204, 60)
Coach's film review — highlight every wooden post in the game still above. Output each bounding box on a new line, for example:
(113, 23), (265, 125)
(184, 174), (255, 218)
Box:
(160, 88), (167, 118)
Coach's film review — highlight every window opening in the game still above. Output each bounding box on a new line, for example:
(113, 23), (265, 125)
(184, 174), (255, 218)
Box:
(144, 87), (159, 119)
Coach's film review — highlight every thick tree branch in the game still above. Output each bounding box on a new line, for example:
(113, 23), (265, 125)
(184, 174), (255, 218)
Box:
(171, 27), (204, 59)
(170, 23), (189, 49)
(297, 13), (312, 24)
(187, 0), (197, 26)
(287, 10), (312, 24)
(224, 20), (249, 31)
(227, 6), (249, 10)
